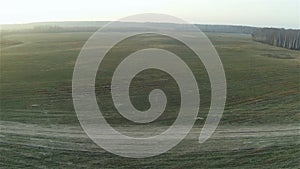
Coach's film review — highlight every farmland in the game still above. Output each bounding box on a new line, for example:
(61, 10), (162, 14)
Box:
(1, 29), (299, 168)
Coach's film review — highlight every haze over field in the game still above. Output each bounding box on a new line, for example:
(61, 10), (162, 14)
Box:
(1, 0), (299, 29)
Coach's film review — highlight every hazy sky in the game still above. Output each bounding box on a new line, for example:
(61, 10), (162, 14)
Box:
(1, 0), (299, 28)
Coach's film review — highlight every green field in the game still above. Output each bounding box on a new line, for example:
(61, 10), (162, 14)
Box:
(1, 31), (299, 168)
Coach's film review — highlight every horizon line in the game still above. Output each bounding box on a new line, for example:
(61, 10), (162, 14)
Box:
(1, 20), (299, 30)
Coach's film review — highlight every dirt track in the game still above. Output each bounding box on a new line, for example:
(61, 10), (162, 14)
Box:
(1, 120), (299, 153)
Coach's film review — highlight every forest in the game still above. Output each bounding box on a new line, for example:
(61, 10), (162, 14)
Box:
(252, 28), (300, 50)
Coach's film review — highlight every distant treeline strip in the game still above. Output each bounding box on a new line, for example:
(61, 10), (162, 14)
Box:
(2, 22), (299, 50)
(196, 25), (257, 34)
(252, 28), (300, 50)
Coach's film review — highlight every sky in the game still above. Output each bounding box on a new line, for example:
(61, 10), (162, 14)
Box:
(1, 0), (299, 29)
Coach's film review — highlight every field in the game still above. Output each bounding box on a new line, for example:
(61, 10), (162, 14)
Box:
(1, 30), (300, 168)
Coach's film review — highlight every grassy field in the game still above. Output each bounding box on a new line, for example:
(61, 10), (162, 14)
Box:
(1, 31), (299, 168)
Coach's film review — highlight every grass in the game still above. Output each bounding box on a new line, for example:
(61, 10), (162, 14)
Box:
(1, 31), (299, 168)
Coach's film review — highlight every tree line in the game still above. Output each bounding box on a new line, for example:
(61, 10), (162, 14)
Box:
(252, 28), (300, 50)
